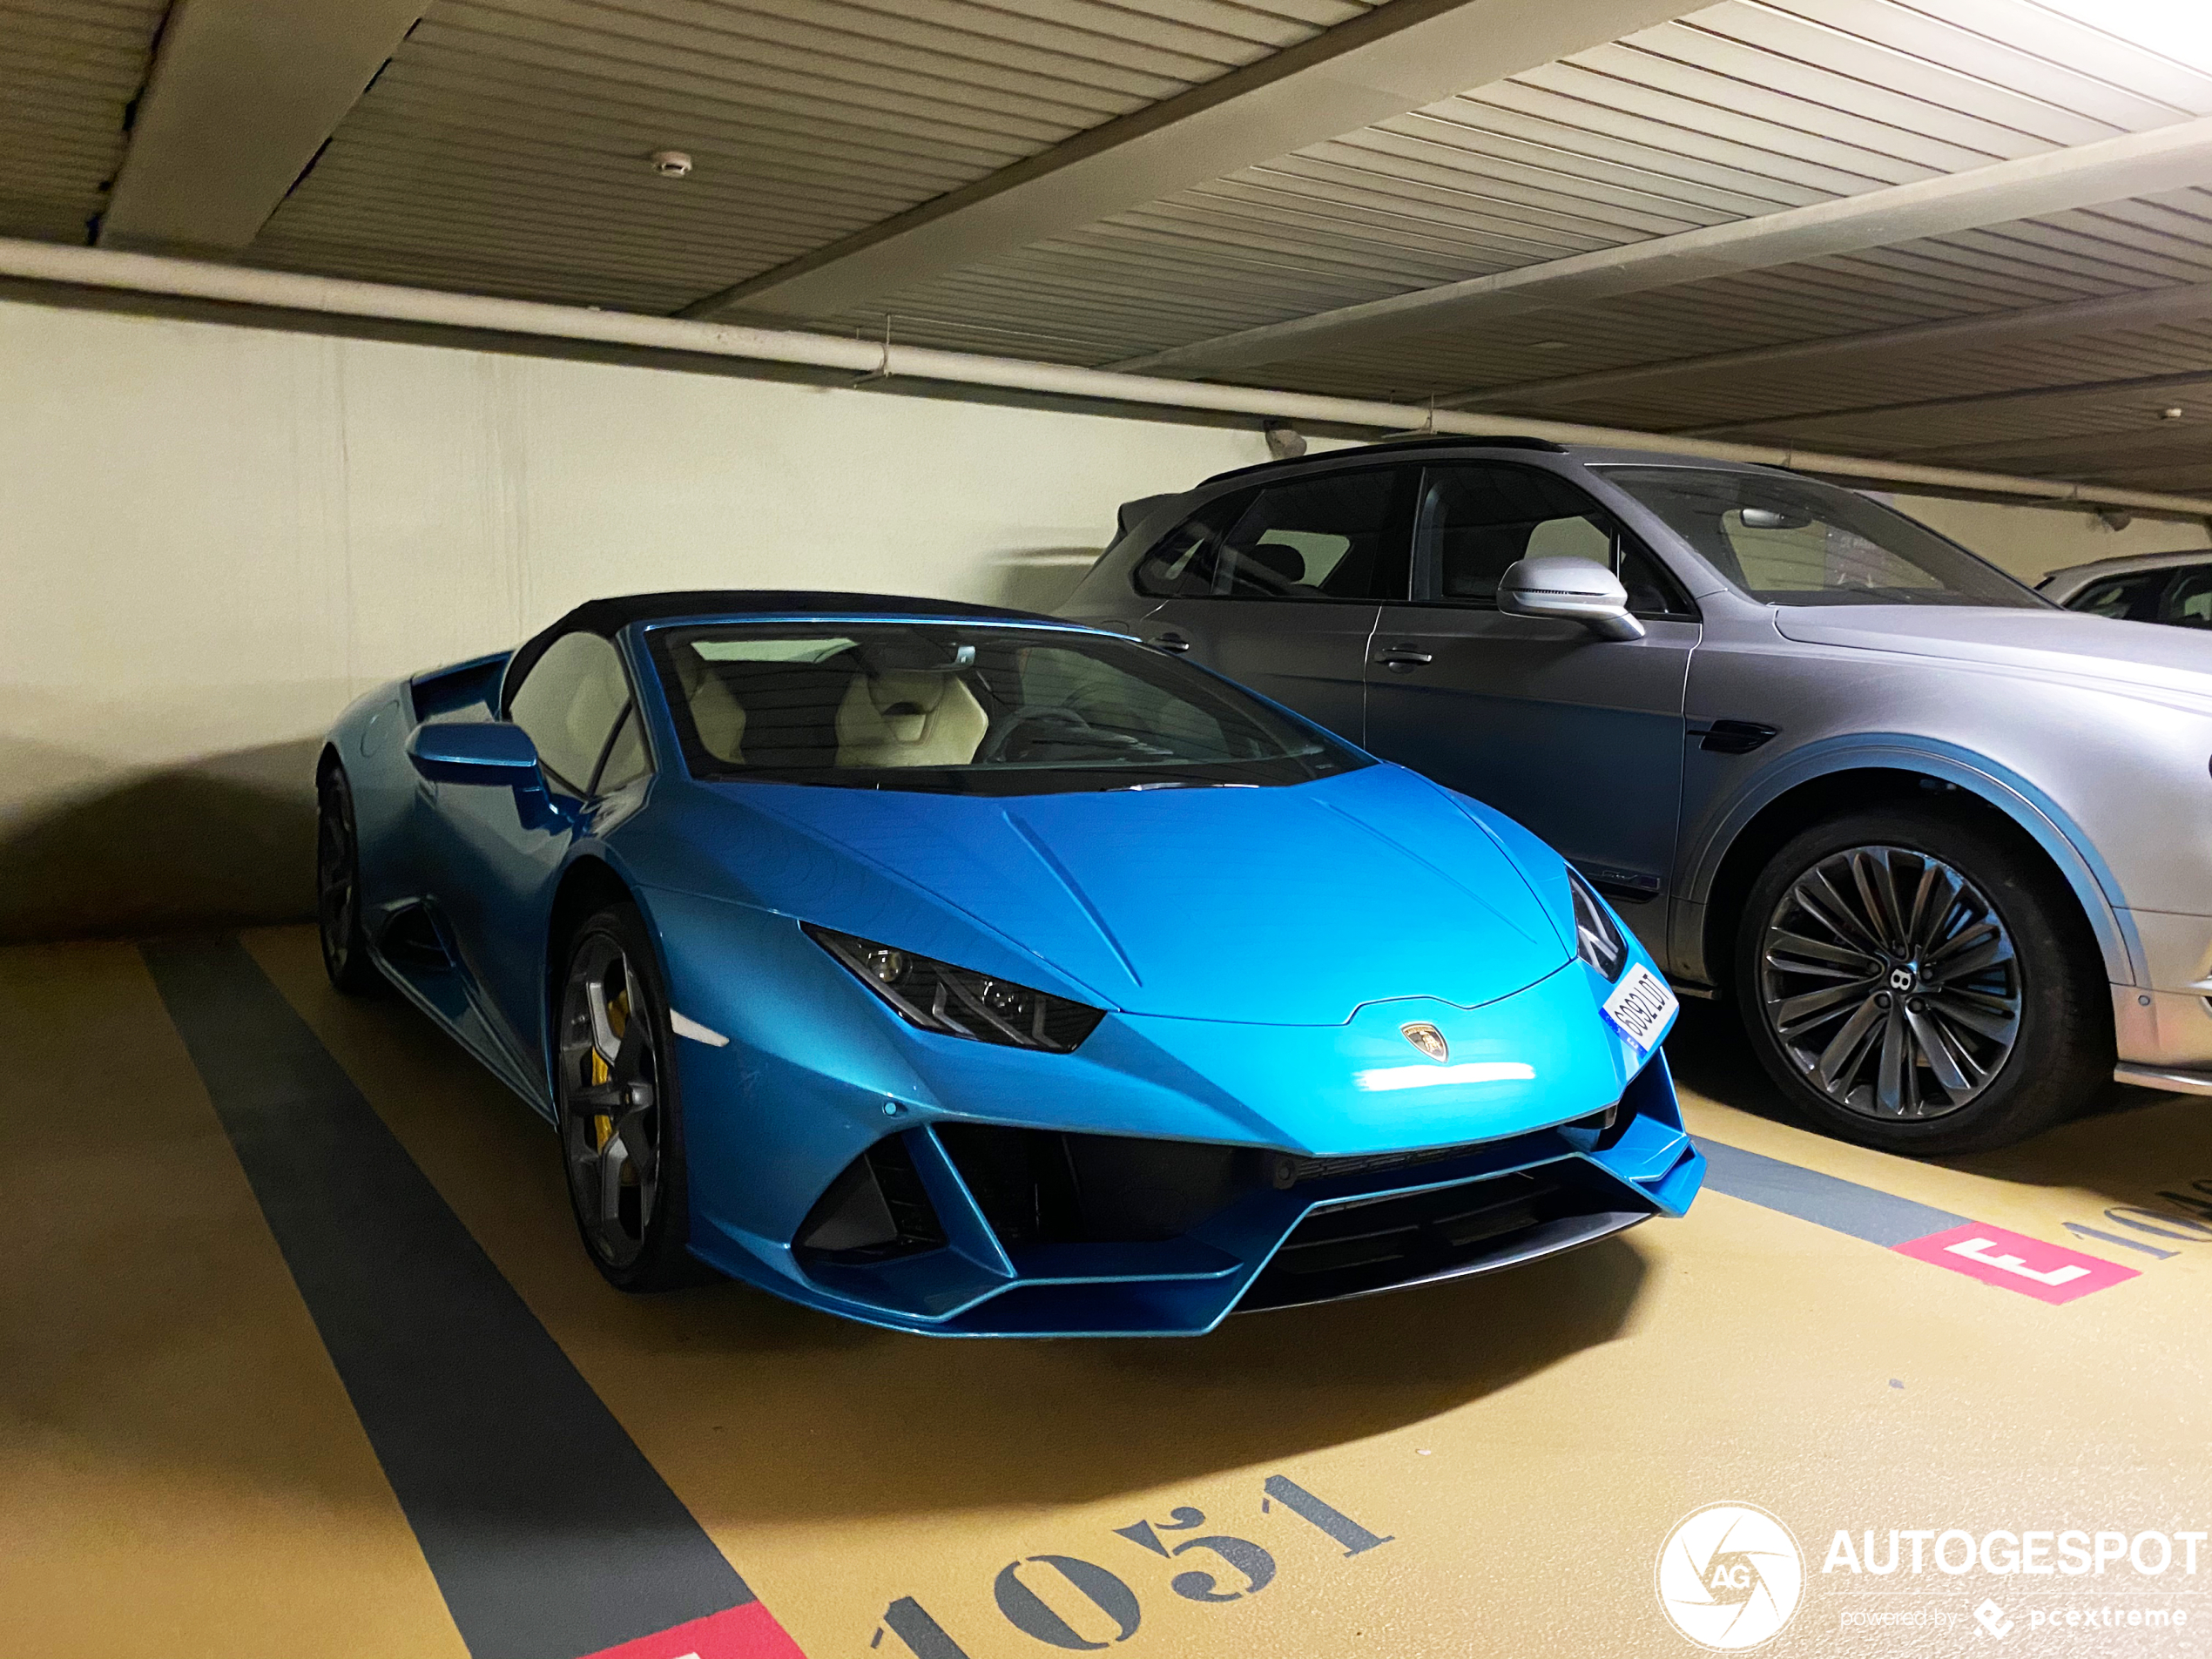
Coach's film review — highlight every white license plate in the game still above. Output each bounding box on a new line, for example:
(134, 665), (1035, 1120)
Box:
(1602, 962), (1679, 1052)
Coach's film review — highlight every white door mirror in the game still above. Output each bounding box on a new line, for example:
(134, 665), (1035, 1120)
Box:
(1497, 556), (1645, 641)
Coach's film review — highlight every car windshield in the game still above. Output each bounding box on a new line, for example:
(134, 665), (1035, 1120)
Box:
(646, 622), (1366, 795)
(1598, 467), (2049, 610)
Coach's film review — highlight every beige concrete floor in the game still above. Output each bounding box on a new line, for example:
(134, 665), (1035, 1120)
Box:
(4, 927), (2209, 1658)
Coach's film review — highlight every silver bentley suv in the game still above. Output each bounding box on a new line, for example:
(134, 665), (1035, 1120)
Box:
(1059, 436), (2212, 1154)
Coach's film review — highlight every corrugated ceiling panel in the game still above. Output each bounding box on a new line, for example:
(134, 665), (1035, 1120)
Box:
(1182, 189), (2212, 410)
(251, 0), (1391, 310)
(0, 0), (165, 243)
(1909, 408), (2212, 469)
(7, 0), (2200, 492)
(1749, 385), (2212, 455)
(824, 0), (2212, 367)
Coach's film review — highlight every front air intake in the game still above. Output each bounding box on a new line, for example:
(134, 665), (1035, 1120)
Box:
(795, 1135), (947, 1267)
(1240, 1162), (1653, 1311)
(936, 1125), (1258, 1244)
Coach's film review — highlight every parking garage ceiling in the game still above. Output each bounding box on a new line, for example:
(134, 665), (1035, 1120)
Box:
(3, 0), (2208, 496)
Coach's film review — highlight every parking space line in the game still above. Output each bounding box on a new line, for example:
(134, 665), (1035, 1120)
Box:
(142, 937), (801, 1659)
(1696, 1138), (1971, 1247)
(1696, 1136), (2140, 1302)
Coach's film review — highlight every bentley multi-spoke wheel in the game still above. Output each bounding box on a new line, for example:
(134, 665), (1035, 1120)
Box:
(1760, 846), (2019, 1122)
(315, 765), (381, 995)
(556, 904), (697, 1290)
(1735, 807), (2107, 1154)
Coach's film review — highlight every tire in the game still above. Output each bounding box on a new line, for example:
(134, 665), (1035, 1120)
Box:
(316, 765), (384, 996)
(554, 902), (702, 1291)
(1733, 806), (2109, 1155)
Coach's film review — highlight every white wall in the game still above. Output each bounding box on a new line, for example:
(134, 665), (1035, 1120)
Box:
(8, 294), (2202, 941)
(1888, 492), (2211, 584)
(0, 297), (1283, 939)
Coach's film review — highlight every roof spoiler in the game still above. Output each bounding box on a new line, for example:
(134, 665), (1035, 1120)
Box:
(1197, 433), (1569, 488)
(1115, 492), (1185, 543)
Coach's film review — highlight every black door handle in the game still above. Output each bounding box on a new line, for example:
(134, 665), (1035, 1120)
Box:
(1149, 631), (1192, 653)
(1376, 646), (1433, 671)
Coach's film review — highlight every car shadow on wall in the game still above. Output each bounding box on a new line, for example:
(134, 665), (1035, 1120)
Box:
(1663, 997), (2212, 1216)
(0, 738), (318, 944)
(988, 546), (1103, 616)
(0, 560), (1105, 949)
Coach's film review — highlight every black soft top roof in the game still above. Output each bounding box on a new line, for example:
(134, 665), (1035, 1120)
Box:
(552, 589), (1056, 635)
(502, 590), (1069, 711)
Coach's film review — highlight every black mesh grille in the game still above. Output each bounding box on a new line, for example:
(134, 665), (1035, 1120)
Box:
(1268, 1142), (1483, 1190)
(1269, 1105), (1615, 1189)
(1241, 1161), (1645, 1311)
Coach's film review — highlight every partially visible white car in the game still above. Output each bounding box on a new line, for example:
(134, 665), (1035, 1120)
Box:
(2040, 550), (2212, 629)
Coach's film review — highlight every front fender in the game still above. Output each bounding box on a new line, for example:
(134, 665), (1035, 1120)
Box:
(1680, 732), (2143, 989)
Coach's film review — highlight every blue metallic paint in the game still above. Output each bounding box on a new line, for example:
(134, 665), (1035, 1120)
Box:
(325, 601), (1701, 1336)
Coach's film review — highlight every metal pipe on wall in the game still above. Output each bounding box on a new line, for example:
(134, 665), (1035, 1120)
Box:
(2, 236), (2206, 520)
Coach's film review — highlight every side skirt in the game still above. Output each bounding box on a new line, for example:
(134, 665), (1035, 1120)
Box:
(368, 941), (556, 1123)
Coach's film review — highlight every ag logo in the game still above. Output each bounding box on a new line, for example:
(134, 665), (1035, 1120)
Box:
(1655, 1502), (1804, 1650)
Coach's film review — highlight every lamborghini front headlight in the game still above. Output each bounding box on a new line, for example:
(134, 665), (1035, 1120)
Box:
(804, 924), (1106, 1053)
(1566, 867), (1629, 981)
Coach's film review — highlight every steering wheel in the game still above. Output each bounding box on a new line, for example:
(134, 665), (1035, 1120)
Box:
(981, 706), (1157, 764)
(979, 706), (1098, 763)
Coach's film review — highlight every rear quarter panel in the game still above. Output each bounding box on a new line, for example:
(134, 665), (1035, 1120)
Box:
(325, 651), (512, 965)
(326, 678), (422, 921)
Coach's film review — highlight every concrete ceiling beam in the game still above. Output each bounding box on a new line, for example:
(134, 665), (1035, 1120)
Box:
(679, 0), (1706, 323)
(1683, 367), (2212, 443)
(1436, 282), (2212, 414)
(1113, 118), (2212, 375)
(98, 0), (427, 257)
(1892, 423), (2212, 472)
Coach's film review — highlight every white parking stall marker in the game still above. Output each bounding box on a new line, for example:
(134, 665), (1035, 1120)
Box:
(1943, 1237), (2090, 1287)
(1893, 1222), (2137, 1304)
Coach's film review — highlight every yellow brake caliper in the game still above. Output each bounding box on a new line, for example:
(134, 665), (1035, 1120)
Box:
(589, 988), (629, 1152)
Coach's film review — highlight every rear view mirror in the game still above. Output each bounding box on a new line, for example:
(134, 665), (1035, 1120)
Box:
(1498, 556), (1645, 642)
(1738, 505), (1812, 530)
(407, 721), (543, 786)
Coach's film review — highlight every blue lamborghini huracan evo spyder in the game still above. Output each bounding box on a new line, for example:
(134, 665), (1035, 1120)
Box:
(317, 591), (1703, 1335)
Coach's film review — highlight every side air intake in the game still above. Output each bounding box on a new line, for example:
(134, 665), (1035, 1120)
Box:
(795, 1135), (947, 1267)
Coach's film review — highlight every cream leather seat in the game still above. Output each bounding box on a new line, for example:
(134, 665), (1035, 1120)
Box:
(689, 674), (749, 763)
(836, 670), (988, 767)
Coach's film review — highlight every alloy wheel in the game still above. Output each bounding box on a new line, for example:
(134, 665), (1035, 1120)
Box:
(1757, 844), (2022, 1121)
(558, 935), (664, 1267)
(316, 779), (360, 976)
